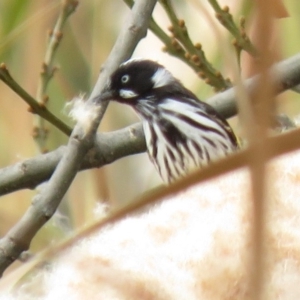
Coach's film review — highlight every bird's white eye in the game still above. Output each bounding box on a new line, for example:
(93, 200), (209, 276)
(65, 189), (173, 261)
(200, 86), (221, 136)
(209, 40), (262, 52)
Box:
(121, 74), (130, 84)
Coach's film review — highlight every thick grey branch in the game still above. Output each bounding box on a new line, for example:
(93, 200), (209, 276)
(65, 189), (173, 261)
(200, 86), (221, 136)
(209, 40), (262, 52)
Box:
(208, 52), (300, 118)
(0, 123), (145, 195)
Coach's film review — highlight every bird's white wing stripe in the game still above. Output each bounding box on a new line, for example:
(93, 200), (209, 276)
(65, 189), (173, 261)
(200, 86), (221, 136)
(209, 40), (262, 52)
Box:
(152, 122), (172, 182)
(143, 122), (153, 157)
(162, 112), (228, 144)
(159, 99), (224, 132)
(162, 113), (232, 157)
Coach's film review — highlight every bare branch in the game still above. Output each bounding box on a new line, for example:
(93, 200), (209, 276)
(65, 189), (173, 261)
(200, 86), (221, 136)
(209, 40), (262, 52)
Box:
(0, 0), (158, 277)
(0, 63), (72, 136)
(35, 0), (78, 149)
(0, 123), (145, 196)
(207, 52), (300, 119)
(159, 0), (231, 90)
(207, 0), (256, 56)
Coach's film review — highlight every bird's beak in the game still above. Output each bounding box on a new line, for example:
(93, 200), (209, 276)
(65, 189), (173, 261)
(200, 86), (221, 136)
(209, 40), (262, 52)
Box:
(98, 88), (116, 101)
(91, 87), (116, 104)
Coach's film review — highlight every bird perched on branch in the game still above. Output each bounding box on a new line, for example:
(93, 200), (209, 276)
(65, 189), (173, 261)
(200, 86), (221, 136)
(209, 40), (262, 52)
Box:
(100, 59), (238, 183)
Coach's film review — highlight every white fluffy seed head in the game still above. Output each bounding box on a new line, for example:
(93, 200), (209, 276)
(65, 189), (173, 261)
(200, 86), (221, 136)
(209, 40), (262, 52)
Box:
(66, 95), (101, 133)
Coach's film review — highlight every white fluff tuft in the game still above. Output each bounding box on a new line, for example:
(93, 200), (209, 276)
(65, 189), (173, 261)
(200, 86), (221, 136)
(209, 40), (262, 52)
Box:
(66, 95), (100, 133)
(93, 202), (110, 219)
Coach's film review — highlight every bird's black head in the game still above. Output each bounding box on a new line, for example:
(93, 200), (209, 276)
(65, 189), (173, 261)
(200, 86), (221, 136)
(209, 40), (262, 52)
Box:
(101, 59), (175, 104)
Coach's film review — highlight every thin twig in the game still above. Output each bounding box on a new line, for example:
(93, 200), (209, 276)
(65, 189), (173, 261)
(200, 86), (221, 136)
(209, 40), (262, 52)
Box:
(34, 0), (78, 149)
(160, 0), (231, 90)
(0, 63), (72, 135)
(207, 0), (256, 56)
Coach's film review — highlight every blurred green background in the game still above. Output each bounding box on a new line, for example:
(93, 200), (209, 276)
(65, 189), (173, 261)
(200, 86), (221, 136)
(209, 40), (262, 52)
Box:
(0, 0), (299, 272)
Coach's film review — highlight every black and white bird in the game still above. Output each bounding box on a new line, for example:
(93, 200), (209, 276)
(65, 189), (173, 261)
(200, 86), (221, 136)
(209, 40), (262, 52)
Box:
(100, 59), (238, 183)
